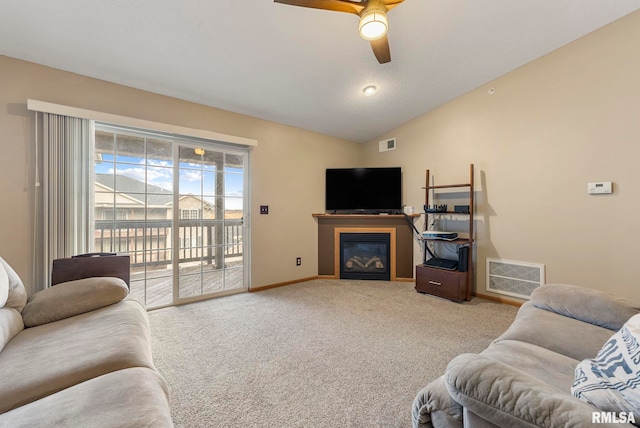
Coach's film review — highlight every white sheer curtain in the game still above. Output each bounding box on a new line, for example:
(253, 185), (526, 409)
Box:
(34, 112), (94, 289)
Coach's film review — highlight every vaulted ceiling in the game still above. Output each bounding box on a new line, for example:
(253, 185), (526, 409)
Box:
(1, 1), (638, 143)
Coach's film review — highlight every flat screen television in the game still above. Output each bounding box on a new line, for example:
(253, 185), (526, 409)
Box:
(325, 167), (402, 213)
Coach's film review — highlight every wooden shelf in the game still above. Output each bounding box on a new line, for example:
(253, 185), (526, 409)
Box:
(419, 237), (472, 244)
(421, 211), (470, 215)
(417, 164), (474, 302)
(422, 183), (472, 190)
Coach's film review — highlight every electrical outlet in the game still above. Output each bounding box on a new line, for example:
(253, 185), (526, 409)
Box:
(296, 257), (301, 266)
(260, 205), (269, 214)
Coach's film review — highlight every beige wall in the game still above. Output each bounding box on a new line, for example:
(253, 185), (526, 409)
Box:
(362, 11), (640, 303)
(3, 10), (640, 302)
(0, 55), (361, 294)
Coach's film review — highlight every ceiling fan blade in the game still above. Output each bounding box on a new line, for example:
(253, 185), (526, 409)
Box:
(274, 0), (363, 15)
(381, 0), (405, 12)
(370, 35), (391, 64)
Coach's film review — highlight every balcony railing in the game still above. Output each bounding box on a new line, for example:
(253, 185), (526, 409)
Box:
(94, 219), (243, 268)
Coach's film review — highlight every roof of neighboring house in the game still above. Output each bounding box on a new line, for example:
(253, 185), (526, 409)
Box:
(95, 173), (221, 210)
(95, 173), (173, 206)
(178, 194), (216, 210)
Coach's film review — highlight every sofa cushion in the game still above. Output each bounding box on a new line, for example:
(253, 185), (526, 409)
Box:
(0, 257), (27, 312)
(0, 307), (23, 353)
(21, 276), (129, 327)
(480, 340), (579, 393)
(572, 313), (640, 417)
(0, 298), (154, 413)
(495, 302), (617, 361)
(0, 258), (26, 352)
(0, 367), (173, 427)
(0, 259), (8, 308)
(531, 284), (640, 331)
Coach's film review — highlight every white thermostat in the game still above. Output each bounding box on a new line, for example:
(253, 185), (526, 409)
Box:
(587, 182), (612, 194)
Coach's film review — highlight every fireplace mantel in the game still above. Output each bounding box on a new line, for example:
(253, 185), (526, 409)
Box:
(313, 214), (417, 281)
(312, 214), (419, 220)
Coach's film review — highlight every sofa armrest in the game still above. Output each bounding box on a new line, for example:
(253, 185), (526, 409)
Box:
(412, 375), (463, 428)
(445, 354), (633, 428)
(21, 277), (129, 327)
(530, 284), (639, 331)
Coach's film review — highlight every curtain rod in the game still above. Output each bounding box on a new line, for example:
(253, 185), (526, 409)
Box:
(27, 99), (258, 147)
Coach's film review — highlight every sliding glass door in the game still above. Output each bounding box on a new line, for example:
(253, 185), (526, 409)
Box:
(176, 145), (246, 302)
(94, 125), (248, 308)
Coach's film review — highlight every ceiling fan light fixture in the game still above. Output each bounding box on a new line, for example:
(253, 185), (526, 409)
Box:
(359, 9), (388, 41)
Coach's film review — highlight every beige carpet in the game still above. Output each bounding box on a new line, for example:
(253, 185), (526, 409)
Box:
(148, 279), (518, 428)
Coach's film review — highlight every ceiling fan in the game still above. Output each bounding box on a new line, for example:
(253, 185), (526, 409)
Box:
(274, 0), (405, 64)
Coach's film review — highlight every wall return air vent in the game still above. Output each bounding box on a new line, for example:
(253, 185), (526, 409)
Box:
(486, 258), (545, 300)
(379, 138), (396, 152)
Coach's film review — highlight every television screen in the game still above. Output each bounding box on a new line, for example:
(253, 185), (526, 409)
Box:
(325, 167), (402, 213)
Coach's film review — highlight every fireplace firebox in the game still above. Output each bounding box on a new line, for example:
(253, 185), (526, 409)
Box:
(339, 233), (391, 280)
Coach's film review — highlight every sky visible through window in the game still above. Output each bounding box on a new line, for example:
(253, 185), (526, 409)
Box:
(95, 153), (244, 210)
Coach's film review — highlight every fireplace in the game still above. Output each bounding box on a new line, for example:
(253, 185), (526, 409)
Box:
(339, 232), (391, 280)
(318, 218), (410, 280)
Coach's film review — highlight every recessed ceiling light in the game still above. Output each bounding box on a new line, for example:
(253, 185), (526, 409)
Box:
(363, 85), (377, 96)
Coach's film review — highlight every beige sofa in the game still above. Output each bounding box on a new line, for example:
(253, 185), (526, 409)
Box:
(0, 257), (173, 427)
(413, 283), (640, 428)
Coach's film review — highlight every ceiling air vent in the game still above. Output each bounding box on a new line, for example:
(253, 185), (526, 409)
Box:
(486, 258), (545, 300)
(379, 138), (396, 152)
